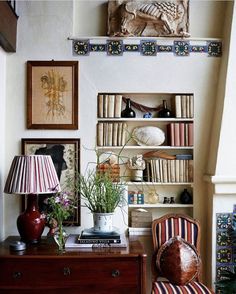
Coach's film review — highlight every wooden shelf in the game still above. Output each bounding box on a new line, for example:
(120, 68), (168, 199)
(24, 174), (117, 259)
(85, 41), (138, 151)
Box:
(128, 204), (193, 208)
(97, 146), (194, 150)
(97, 118), (194, 122)
(126, 182), (194, 186)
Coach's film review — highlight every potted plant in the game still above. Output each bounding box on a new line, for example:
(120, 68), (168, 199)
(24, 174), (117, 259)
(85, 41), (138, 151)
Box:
(77, 168), (126, 233)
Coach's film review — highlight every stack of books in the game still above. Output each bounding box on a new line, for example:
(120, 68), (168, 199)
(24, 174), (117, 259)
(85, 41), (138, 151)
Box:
(131, 209), (152, 228)
(65, 228), (127, 248)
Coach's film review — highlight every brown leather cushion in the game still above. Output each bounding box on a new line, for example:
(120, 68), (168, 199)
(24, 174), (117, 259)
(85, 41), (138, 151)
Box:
(156, 236), (201, 285)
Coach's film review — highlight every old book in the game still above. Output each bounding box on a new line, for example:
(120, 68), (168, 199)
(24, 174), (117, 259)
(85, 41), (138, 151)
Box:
(131, 215), (152, 222)
(117, 122), (123, 146)
(131, 208), (152, 218)
(108, 95), (115, 118)
(162, 159), (168, 183)
(188, 159), (194, 182)
(186, 95), (190, 118)
(189, 95), (194, 118)
(98, 94), (104, 118)
(170, 160), (176, 182)
(174, 123), (180, 146)
(155, 159), (160, 182)
(103, 94), (108, 118)
(188, 123), (194, 146)
(175, 159), (180, 182)
(121, 122), (127, 145)
(175, 95), (182, 118)
(179, 123), (185, 146)
(167, 160), (171, 182)
(150, 159), (155, 182)
(185, 123), (189, 146)
(159, 159), (163, 182)
(179, 160), (184, 182)
(167, 123), (175, 146)
(80, 228), (120, 240)
(103, 123), (108, 146)
(112, 122), (118, 146)
(107, 123), (113, 146)
(181, 95), (187, 118)
(97, 123), (103, 146)
(114, 94), (122, 118)
(131, 221), (152, 228)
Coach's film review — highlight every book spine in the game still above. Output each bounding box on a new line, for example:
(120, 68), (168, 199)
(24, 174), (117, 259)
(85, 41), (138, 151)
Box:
(97, 123), (103, 146)
(174, 123), (180, 146)
(179, 122), (185, 147)
(108, 95), (115, 118)
(188, 123), (194, 146)
(103, 94), (108, 118)
(121, 122), (127, 146)
(181, 95), (187, 118)
(78, 239), (121, 244)
(107, 123), (113, 146)
(189, 94), (194, 118)
(112, 122), (118, 146)
(175, 95), (182, 118)
(98, 94), (104, 118)
(114, 94), (122, 118)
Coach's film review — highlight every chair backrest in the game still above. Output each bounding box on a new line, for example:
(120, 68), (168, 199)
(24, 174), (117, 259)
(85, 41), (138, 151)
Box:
(152, 213), (201, 281)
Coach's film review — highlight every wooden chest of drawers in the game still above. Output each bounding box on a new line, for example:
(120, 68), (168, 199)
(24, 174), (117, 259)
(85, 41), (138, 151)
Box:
(0, 236), (146, 294)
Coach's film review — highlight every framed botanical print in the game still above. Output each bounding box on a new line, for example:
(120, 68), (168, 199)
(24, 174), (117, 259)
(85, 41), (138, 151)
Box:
(27, 60), (78, 129)
(22, 138), (80, 225)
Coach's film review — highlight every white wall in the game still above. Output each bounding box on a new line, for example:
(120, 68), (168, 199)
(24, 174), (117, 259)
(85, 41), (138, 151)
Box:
(0, 47), (6, 240)
(1, 0), (232, 288)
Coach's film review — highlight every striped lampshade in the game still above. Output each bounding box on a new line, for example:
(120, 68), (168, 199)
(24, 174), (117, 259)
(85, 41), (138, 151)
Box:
(4, 155), (61, 194)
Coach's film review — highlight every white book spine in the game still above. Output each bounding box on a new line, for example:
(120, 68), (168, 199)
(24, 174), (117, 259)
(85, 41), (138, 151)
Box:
(112, 123), (118, 146)
(97, 123), (103, 146)
(175, 95), (182, 118)
(181, 95), (187, 118)
(108, 95), (115, 118)
(103, 95), (108, 118)
(114, 95), (122, 118)
(98, 94), (104, 118)
(189, 95), (194, 118)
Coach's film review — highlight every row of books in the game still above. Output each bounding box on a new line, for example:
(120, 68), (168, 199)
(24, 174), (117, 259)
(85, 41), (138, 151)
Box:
(174, 95), (194, 118)
(167, 122), (193, 147)
(65, 228), (127, 248)
(98, 94), (123, 118)
(97, 122), (127, 146)
(130, 209), (152, 228)
(144, 158), (193, 183)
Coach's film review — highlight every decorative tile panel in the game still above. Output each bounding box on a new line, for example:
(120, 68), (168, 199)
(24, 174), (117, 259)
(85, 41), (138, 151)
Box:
(216, 209), (236, 293)
(72, 39), (222, 57)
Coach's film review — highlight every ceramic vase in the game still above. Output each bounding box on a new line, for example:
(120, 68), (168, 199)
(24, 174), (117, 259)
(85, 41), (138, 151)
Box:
(93, 213), (114, 233)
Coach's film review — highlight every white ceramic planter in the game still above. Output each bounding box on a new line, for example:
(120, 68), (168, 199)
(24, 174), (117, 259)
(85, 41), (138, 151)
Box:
(93, 213), (114, 233)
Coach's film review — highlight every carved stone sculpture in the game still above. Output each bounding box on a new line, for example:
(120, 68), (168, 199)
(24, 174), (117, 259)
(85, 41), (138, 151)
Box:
(108, 0), (190, 37)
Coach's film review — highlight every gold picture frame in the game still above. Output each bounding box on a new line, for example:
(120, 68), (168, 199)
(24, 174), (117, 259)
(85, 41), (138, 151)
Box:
(21, 138), (80, 225)
(27, 60), (78, 129)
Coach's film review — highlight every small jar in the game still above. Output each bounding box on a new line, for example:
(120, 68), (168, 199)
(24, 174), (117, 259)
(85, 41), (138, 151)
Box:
(148, 191), (159, 204)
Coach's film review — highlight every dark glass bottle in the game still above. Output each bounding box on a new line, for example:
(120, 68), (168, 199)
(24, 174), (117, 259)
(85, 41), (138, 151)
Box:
(158, 100), (172, 118)
(180, 189), (193, 204)
(121, 99), (136, 118)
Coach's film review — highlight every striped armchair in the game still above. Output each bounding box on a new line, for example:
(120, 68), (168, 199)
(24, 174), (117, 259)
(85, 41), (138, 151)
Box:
(151, 214), (214, 294)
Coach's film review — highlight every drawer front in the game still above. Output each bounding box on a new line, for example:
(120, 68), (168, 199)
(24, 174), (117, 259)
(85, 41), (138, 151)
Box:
(0, 257), (141, 289)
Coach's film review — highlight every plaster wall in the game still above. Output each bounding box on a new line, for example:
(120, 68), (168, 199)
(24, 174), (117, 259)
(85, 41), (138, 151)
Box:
(0, 47), (6, 240)
(1, 0), (231, 288)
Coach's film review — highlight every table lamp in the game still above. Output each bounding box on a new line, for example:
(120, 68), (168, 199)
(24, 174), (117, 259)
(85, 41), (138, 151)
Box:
(4, 155), (61, 244)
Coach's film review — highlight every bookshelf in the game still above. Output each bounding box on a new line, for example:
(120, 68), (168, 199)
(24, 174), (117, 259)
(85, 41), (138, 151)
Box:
(96, 93), (194, 234)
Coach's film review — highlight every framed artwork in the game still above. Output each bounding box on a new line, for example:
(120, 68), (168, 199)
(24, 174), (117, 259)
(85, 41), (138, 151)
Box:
(27, 60), (79, 129)
(21, 138), (80, 225)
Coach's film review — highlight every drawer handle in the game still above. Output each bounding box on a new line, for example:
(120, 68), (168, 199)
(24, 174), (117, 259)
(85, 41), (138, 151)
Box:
(13, 271), (22, 279)
(63, 267), (71, 276)
(111, 269), (120, 278)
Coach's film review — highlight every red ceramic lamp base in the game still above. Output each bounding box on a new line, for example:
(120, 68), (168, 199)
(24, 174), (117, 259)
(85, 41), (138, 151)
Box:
(17, 194), (46, 244)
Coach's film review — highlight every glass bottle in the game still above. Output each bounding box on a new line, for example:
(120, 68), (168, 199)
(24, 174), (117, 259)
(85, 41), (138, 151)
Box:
(121, 98), (136, 118)
(180, 189), (193, 204)
(158, 100), (172, 118)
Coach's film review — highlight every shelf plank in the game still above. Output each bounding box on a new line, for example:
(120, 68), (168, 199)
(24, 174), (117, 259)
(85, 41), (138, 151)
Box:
(97, 146), (194, 150)
(126, 182), (194, 186)
(97, 118), (194, 122)
(128, 204), (193, 208)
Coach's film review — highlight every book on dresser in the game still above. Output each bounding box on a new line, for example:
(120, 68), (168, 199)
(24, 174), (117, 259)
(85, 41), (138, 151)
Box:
(65, 232), (127, 248)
